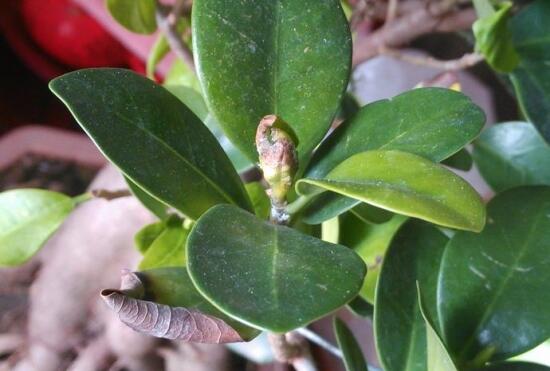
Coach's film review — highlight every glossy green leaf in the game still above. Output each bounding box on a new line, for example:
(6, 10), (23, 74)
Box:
(478, 362), (550, 371)
(473, 2), (519, 73)
(187, 204), (366, 332)
(0, 189), (74, 266)
(340, 212), (406, 303)
(138, 267), (260, 340)
(375, 221), (449, 371)
(473, 122), (550, 192)
(347, 296), (373, 318)
(304, 88), (485, 221)
(166, 85), (254, 173)
(418, 285), (458, 371)
(297, 150), (486, 232)
(442, 148), (473, 171)
(306, 88), (485, 179)
(139, 216), (188, 270)
(245, 182), (270, 220)
(350, 203), (393, 225)
(301, 193), (360, 225)
(334, 317), (369, 371)
(106, 0), (157, 34)
(135, 221), (166, 254)
(126, 177), (168, 219)
(50, 68), (252, 220)
(438, 186), (550, 362)
(509, 0), (550, 142)
(193, 0), (352, 164)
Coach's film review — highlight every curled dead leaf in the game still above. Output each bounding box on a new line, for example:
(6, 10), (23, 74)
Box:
(101, 270), (243, 343)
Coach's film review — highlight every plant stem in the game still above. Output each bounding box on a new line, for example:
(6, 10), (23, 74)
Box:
(285, 195), (313, 215)
(90, 189), (133, 201)
(296, 327), (343, 359)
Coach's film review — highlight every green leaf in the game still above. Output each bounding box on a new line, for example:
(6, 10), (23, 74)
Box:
(0, 189), (74, 266)
(347, 296), (373, 318)
(509, 0), (550, 142)
(134, 221), (166, 254)
(473, 2), (519, 73)
(50, 68), (252, 220)
(301, 192), (360, 225)
(166, 85), (255, 173)
(442, 149), (473, 171)
(334, 317), (369, 371)
(473, 122), (550, 192)
(106, 0), (157, 34)
(375, 221), (449, 371)
(147, 34), (170, 79)
(297, 150), (486, 232)
(245, 182), (270, 220)
(126, 177), (168, 219)
(472, 0), (495, 18)
(187, 204), (366, 332)
(136, 267), (260, 340)
(418, 285), (459, 371)
(350, 203), (393, 225)
(193, 0), (352, 165)
(139, 216), (188, 270)
(306, 88), (485, 179)
(438, 186), (550, 362)
(164, 60), (202, 92)
(478, 362), (550, 371)
(303, 88), (485, 222)
(340, 212), (406, 303)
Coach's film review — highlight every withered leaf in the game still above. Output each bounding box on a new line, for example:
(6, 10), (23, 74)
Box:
(101, 270), (244, 343)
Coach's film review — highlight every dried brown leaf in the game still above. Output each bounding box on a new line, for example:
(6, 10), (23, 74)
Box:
(101, 271), (243, 343)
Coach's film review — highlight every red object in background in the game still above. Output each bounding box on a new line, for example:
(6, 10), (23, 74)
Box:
(20, 0), (129, 69)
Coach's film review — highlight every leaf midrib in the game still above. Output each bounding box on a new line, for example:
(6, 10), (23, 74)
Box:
(112, 110), (237, 208)
(456, 201), (546, 359)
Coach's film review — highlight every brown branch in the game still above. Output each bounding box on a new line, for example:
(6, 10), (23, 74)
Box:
(155, 0), (196, 73)
(268, 332), (317, 371)
(91, 189), (133, 201)
(379, 48), (484, 71)
(352, 1), (476, 67)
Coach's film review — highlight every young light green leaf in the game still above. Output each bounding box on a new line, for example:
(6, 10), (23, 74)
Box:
(417, 284), (459, 371)
(297, 150), (486, 232)
(139, 216), (188, 270)
(473, 2), (519, 73)
(106, 0), (157, 34)
(509, 0), (550, 142)
(193, 0), (352, 165)
(334, 317), (369, 371)
(321, 217), (339, 244)
(375, 221), (449, 371)
(135, 221), (166, 254)
(245, 182), (270, 220)
(126, 177), (168, 219)
(0, 189), (75, 266)
(50, 69), (252, 220)
(438, 186), (550, 362)
(340, 212), (406, 303)
(473, 122), (550, 192)
(306, 88), (485, 179)
(187, 204), (366, 333)
(147, 34), (170, 79)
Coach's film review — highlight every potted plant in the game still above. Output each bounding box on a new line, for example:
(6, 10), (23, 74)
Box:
(1, 0), (550, 370)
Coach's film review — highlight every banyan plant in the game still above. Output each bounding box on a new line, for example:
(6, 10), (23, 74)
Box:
(1, 0), (550, 370)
